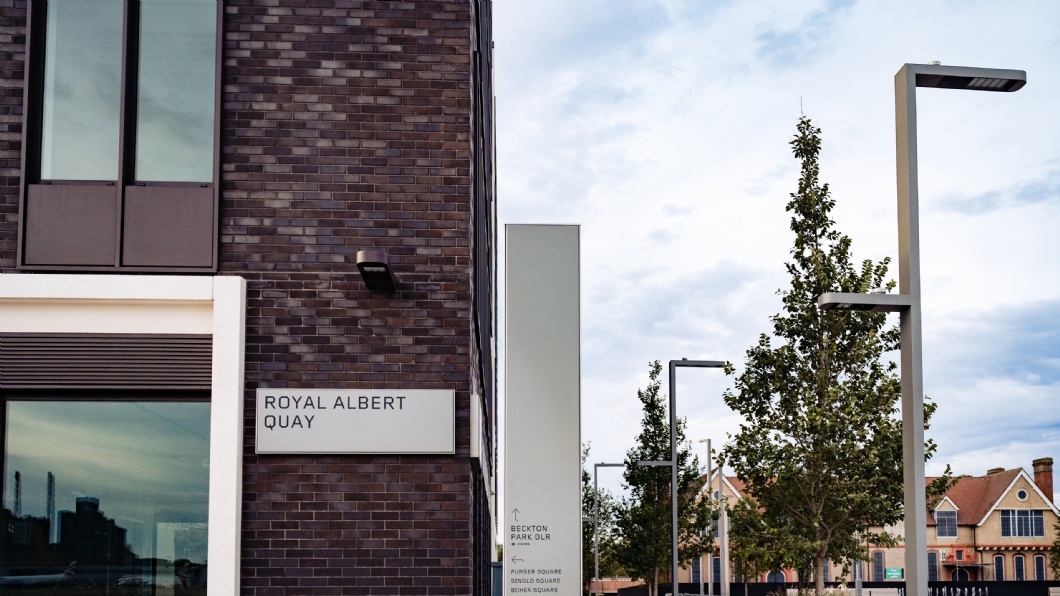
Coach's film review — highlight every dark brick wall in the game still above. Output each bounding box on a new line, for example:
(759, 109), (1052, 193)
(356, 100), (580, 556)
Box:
(223, 1), (483, 595)
(0, 0), (492, 594)
(0, 2), (25, 271)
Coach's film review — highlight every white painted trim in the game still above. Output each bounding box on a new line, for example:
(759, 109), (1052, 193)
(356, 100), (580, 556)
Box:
(209, 276), (246, 596)
(933, 495), (959, 511)
(0, 273), (214, 301)
(0, 274), (246, 596)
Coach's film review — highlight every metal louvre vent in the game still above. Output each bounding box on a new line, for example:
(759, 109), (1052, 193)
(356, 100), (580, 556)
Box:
(0, 334), (212, 390)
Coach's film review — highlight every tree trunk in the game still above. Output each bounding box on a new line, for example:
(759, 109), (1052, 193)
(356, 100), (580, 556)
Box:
(814, 553), (826, 596)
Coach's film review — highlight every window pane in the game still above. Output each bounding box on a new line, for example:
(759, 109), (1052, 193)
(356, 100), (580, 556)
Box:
(928, 552), (938, 582)
(1033, 511), (1045, 536)
(936, 510), (957, 538)
(1036, 555), (1046, 580)
(1015, 556), (1024, 581)
(135, 0), (216, 182)
(41, 0), (123, 180)
(2, 401), (209, 594)
(1001, 510), (1012, 536)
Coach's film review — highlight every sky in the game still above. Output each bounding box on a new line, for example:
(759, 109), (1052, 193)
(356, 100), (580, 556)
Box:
(494, 0), (1060, 506)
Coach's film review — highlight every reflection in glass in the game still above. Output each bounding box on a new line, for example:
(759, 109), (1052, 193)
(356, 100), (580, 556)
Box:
(41, 0), (123, 180)
(135, 0), (217, 183)
(2, 401), (209, 595)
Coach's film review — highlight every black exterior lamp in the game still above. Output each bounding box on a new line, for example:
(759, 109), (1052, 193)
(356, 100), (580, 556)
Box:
(356, 249), (397, 293)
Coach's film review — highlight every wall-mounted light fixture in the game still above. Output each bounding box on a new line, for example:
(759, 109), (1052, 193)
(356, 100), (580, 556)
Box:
(356, 249), (397, 293)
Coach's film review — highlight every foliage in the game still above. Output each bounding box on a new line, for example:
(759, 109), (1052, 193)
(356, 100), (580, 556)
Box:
(614, 361), (714, 596)
(1051, 521), (1060, 578)
(582, 443), (623, 595)
(719, 116), (949, 596)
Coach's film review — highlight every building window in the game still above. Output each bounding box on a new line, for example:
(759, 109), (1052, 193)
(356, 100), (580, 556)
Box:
(1, 400), (210, 590)
(823, 559), (830, 583)
(766, 571), (785, 583)
(928, 552), (938, 582)
(1014, 555), (1025, 581)
(712, 556), (721, 584)
(21, 0), (221, 270)
(873, 551), (885, 581)
(691, 557), (701, 583)
(1017, 489), (1029, 500)
(1035, 554), (1046, 580)
(935, 510), (957, 538)
(955, 550), (963, 561)
(1000, 510), (1045, 537)
(994, 555), (1006, 581)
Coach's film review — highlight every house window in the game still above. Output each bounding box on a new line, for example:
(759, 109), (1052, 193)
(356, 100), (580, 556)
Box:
(1035, 554), (1046, 580)
(994, 555), (1006, 580)
(935, 510), (957, 538)
(1014, 555), (1025, 581)
(955, 550), (963, 561)
(691, 558), (701, 583)
(712, 556), (721, 584)
(766, 571), (785, 583)
(873, 551), (885, 581)
(1, 400), (210, 590)
(21, 0), (221, 270)
(928, 552), (938, 582)
(823, 559), (830, 583)
(1000, 510), (1046, 537)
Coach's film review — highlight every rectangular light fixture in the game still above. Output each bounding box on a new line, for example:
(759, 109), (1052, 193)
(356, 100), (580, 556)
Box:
(356, 249), (397, 293)
(817, 292), (912, 312)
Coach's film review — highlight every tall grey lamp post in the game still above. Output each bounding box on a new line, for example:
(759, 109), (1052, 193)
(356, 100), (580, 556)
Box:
(818, 62), (1025, 596)
(668, 359), (725, 596)
(594, 462), (624, 596)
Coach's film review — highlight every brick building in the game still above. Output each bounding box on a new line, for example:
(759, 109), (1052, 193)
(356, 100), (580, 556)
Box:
(0, 1), (496, 595)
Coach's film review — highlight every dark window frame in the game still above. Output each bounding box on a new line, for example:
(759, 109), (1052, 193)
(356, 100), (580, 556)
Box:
(1000, 509), (1045, 537)
(935, 509), (958, 538)
(17, 0), (223, 272)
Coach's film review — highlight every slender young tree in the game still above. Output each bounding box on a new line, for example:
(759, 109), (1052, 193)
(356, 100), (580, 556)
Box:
(719, 116), (948, 596)
(615, 361), (713, 596)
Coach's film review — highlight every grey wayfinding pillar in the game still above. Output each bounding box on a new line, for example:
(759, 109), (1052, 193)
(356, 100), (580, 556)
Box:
(819, 63), (1025, 596)
(504, 225), (581, 595)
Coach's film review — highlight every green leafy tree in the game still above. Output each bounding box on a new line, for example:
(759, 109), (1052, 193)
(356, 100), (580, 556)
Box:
(615, 361), (714, 596)
(719, 116), (949, 596)
(582, 444), (623, 596)
(1050, 521), (1060, 578)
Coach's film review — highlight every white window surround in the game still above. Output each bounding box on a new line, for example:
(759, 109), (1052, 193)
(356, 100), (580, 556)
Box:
(0, 273), (245, 596)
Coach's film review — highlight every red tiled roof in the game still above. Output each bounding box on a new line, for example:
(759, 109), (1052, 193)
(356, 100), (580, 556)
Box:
(928, 468), (1021, 526)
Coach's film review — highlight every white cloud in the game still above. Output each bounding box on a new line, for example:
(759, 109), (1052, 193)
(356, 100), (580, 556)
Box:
(496, 0), (1060, 500)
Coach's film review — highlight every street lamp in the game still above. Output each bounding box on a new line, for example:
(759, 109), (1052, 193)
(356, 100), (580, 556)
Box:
(818, 62), (1025, 596)
(593, 462), (624, 596)
(667, 359), (725, 596)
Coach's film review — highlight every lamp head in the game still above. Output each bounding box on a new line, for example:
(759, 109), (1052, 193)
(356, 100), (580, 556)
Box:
(356, 249), (397, 293)
(908, 63), (1026, 93)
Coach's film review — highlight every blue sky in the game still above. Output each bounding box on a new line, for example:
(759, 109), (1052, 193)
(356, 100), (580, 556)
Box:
(496, 0), (1060, 503)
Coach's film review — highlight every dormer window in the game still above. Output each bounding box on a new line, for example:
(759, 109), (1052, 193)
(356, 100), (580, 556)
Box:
(935, 510), (957, 538)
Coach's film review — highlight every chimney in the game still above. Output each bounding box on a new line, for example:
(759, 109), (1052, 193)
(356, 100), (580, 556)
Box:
(1033, 457), (1053, 502)
(987, 467), (1005, 475)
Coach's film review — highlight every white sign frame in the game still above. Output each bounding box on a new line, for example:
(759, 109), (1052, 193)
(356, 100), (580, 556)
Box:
(255, 388), (455, 454)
